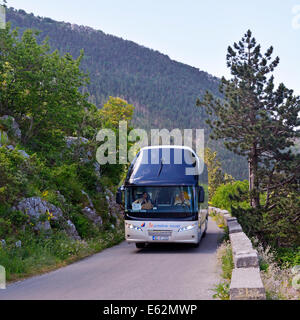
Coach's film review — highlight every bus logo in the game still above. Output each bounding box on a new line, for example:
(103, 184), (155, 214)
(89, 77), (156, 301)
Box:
(141, 223), (145, 227)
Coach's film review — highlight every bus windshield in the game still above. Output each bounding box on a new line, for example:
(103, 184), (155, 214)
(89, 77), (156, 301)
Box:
(125, 186), (195, 215)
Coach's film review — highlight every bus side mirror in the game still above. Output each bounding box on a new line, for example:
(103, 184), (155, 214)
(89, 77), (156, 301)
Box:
(199, 186), (205, 203)
(116, 188), (122, 204)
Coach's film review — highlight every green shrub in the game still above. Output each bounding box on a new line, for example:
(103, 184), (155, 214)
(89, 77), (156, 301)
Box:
(50, 164), (83, 202)
(275, 247), (300, 267)
(232, 200), (300, 249)
(76, 162), (98, 191)
(70, 211), (99, 239)
(211, 180), (250, 212)
(0, 217), (12, 237)
(0, 147), (30, 204)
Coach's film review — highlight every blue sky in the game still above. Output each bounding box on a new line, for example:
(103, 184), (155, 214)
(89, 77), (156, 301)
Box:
(5, 0), (300, 94)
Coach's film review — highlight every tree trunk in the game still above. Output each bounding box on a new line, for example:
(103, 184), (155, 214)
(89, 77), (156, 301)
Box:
(249, 146), (260, 208)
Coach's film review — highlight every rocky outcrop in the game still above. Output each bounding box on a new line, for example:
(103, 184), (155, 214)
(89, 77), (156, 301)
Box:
(0, 116), (30, 158)
(0, 115), (21, 141)
(0, 239), (6, 248)
(13, 197), (80, 240)
(94, 161), (101, 179)
(15, 240), (22, 248)
(65, 136), (89, 148)
(5, 144), (30, 158)
(81, 190), (102, 227)
(65, 219), (80, 239)
(17, 148), (30, 158)
(65, 137), (101, 178)
(105, 189), (124, 226)
(65, 136), (93, 163)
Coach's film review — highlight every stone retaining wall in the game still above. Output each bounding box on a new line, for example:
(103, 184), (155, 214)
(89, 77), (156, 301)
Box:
(209, 207), (266, 300)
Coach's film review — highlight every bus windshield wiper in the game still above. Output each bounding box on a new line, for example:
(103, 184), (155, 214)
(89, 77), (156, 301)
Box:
(157, 158), (164, 177)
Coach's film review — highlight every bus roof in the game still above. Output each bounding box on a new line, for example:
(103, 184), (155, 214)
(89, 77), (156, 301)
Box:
(124, 146), (202, 186)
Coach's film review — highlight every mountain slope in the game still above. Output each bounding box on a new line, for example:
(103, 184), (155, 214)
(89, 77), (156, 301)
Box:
(6, 7), (248, 179)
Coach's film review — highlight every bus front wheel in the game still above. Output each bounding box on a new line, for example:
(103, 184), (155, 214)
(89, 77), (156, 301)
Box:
(135, 243), (146, 249)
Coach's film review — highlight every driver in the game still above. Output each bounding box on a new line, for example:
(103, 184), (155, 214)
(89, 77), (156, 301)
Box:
(133, 192), (153, 210)
(174, 191), (190, 206)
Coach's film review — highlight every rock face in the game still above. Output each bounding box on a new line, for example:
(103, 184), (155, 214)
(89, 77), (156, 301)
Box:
(66, 219), (80, 239)
(94, 161), (101, 179)
(16, 149), (30, 158)
(0, 239), (6, 248)
(0, 115), (21, 141)
(105, 189), (124, 226)
(4, 144), (30, 158)
(65, 136), (93, 164)
(13, 197), (80, 240)
(0, 116), (29, 158)
(81, 190), (102, 227)
(15, 240), (22, 248)
(65, 137), (101, 179)
(65, 136), (89, 148)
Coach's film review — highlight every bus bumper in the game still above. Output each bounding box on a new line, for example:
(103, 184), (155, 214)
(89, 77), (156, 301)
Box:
(125, 220), (201, 244)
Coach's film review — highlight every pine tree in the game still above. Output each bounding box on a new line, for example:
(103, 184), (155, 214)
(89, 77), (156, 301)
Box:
(197, 30), (300, 209)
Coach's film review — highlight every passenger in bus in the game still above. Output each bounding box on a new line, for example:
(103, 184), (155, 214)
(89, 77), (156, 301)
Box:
(133, 192), (153, 210)
(174, 191), (190, 206)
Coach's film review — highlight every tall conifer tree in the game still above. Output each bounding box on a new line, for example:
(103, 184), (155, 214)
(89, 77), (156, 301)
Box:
(197, 30), (300, 208)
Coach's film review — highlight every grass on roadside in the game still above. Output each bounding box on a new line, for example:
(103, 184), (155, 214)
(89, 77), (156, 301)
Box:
(213, 240), (234, 300)
(210, 208), (233, 299)
(0, 227), (124, 283)
(210, 210), (227, 230)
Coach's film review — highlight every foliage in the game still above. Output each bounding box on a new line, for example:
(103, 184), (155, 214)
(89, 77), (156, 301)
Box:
(0, 22), (92, 156)
(198, 29), (299, 260)
(96, 96), (135, 185)
(221, 245), (234, 280)
(212, 282), (230, 300)
(99, 96), (134, 129)
(0, 146), (38, 205)
(275, 247), (300, 267)
(232, 195), (300, 248)
(198, 30), (300, 209)
(211, 180), (250, 212)
(204, 147), (232, 200)
(0, 21), (130, 281)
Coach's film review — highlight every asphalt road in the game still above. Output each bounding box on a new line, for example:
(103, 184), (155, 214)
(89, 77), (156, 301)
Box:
(0, 218), (223, 300)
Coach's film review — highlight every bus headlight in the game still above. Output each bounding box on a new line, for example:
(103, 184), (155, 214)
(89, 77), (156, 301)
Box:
(125, 222), (143, 231)
(178, 224), (196, 232)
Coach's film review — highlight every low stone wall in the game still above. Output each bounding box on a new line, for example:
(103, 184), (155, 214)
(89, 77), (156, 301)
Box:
(209, 207), (266, 300)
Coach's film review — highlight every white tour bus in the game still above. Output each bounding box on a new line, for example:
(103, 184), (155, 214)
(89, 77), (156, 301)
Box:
(116, 146), (208, 248)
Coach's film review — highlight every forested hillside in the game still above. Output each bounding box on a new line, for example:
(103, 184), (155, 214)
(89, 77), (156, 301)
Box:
(6, 7), (248, 179)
